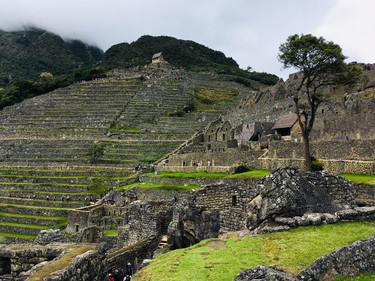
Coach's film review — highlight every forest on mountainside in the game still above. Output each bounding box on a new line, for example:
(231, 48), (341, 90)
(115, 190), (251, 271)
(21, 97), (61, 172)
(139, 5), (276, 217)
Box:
(0, 28), (278, 110)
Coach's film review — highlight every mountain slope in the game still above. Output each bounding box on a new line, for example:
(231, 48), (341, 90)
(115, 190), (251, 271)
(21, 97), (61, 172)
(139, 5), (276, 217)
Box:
(103, 35), (278, 86)
(0, 27), (103, 84)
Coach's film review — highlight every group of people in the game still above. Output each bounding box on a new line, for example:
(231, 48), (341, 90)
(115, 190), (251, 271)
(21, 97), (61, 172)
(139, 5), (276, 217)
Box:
(104, 262), (133, 281)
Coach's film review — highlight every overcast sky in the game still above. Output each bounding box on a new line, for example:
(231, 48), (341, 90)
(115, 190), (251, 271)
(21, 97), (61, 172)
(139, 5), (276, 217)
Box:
(0, 0), (374, 79)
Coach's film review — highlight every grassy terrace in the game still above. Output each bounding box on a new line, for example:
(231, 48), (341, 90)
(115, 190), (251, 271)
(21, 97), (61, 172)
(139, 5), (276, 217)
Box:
(148, 169), (271, 179)
(27, 244), (97, 281)
(0, 165), (134, 242)
(0, 203), (74, 211)
(118, 182), (199, 192)
(0, 232), (36, 241)
(0, 212), (67, 224)
(134, 222), (375, 281)
(341, 174), (375, 185)
(149, 170), (375, 183)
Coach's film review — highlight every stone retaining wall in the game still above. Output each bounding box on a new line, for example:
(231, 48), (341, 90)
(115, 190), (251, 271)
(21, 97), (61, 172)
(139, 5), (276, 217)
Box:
(139, 175), (224, 187)
(0, 246), (64, 280)
(162, 139), (375, 175)
(352, 184), (375, 205)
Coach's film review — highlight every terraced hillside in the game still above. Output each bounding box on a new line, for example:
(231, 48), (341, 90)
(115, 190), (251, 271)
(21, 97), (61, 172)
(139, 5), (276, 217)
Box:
(0, 64), (252, 242)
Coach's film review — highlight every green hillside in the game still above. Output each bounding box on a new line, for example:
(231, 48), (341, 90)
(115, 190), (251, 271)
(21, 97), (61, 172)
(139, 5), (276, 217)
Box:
(0, 26), (103, 84)
(103, 35), (278, 86)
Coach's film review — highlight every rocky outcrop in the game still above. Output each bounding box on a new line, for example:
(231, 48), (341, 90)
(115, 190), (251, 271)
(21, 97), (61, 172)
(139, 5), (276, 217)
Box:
(234, 266), (296, 281)
(168, 203), (220, 249)
(246, 167), (355, 232)
(34, 229), (68, 245)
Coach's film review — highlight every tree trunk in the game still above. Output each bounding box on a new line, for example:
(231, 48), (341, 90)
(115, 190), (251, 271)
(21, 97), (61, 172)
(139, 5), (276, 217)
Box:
(302, 132), (312, 171)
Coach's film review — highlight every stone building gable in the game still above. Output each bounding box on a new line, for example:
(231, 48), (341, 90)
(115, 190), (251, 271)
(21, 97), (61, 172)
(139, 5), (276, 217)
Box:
(216, 120), (233, 141)
(151, 52), (164, 63)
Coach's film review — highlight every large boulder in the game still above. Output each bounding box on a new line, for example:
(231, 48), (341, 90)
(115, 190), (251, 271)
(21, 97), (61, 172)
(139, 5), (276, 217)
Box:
(34, 229), (67, 245)
(246, 167), (355, 231)
(234, 266), (296, 281)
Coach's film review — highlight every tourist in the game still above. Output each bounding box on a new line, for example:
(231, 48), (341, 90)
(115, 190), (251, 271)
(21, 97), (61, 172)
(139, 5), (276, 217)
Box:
(125, 262), (133, 276)
(107, 273), (115, 281)
(113, 269), (122, 281)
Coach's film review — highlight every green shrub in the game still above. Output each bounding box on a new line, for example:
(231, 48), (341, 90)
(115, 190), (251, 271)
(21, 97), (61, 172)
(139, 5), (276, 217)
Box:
(311, 157), (324, 171)
(234, 165), (251, 174)
(87, 142), (106, 164)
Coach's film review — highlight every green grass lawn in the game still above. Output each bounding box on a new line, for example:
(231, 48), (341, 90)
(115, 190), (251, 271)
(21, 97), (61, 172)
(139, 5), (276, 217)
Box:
(133, 222), (375, 281)
(103, 228), (118, 236)
(118, 182), (199, 192)
(150, 171), (229, 178)
(0, 231), (36, 240)
(226, 169), (270, 179)
(341, 174), (375, 185)
(149, 169), (271, 180)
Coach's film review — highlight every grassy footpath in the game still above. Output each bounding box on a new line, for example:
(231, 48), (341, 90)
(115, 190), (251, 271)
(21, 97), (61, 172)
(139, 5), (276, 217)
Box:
(133, 222), (375, 281)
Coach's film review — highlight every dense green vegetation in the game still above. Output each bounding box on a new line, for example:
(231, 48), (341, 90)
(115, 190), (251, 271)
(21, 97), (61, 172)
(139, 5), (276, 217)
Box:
(0, 27), (103, 84)
(0, 27), (106, 109)
(0, 29), (278, 110)
(134, 222), (375, 281)
(103, 35), (278, 86)
(0, 66), (107, 109)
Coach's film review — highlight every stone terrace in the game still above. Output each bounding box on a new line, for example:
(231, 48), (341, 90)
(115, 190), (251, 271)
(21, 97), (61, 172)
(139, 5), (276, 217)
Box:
(0, 65), (250, 242)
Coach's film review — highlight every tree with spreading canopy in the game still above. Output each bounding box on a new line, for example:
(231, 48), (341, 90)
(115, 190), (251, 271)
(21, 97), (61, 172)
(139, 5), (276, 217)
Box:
(278, 34), (362, 171)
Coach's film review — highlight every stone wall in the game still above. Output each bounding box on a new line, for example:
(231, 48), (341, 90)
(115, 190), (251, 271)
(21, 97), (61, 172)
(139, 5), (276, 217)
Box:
(352, 184), (375, 206)
(163, 149), (262, 168)
(261, 139), (375, 174)
(305, 171), (355, 209)
(160, 138), (375, 175)
(0, 246), (64, 280)
(66, 205), (105, 235)
(0, 238), (161, 281)
(105, 238), (159, 276)
(43, 248), (105, 281)
(267, 139), (375, 161)
(139, 175), (224, 188)
(119, 201), (171, 247)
